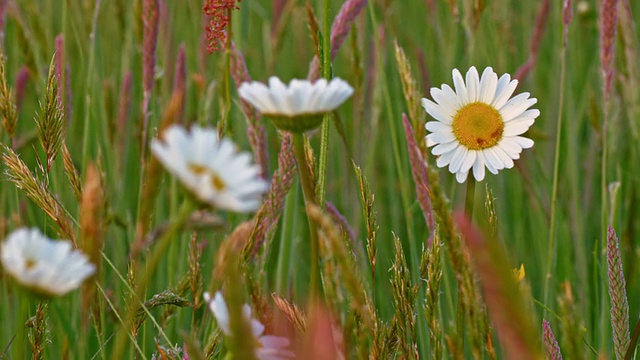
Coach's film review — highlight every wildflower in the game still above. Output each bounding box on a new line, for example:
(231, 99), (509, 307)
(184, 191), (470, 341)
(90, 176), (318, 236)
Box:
(422, 66), (539, 183)
(203, 0), (240, 53)
(238, 77), (354, 132)
(512, 264), (526, 282)
(151, 125), (268, 213)
(0, 228), (95, 297)
(204, 291), (295, 359)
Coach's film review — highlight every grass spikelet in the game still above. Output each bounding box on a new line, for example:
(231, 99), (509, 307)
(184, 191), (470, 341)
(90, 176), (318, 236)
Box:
(484, 185), (498, 236)
(27, 302), (48, 360)
(116, 71), (132, 158)
(214, 220), (255, 281)
(80, 162), (104, 325)
(600, 0), (619, 102)
(188, 234), (203, 324)
(394, 42), (425, 139)
(272, 293), (307, 334)
(353, 162), (377, 285)
(15, 65), (30, 111)
(543, 319), (563, 360)
(0, 53), (17, 138)
(424, 230), (443, 359)
(36, 55), (65, 172)
(3, 145), (76, 244)
(454, 211), (543, 359)
(402, 114), (434, 243)
(307, 0), (367, 80)
(61, 143), (82, 201)
(389, 234), (417, 357)
(557, 282), (585, 359)
(250, 133), (295, 256)
(142, 0), (159, 113)
(172, 44), (187, 124)
(514, 0), (551, 81)
(230, 43), (269, 178)
(54, 34), (72, 123)
(307, 203), (374, 329)
(607, 226), (630, 359)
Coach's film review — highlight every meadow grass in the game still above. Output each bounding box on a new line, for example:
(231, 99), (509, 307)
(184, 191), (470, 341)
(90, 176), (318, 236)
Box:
(0, 0), (639, 358)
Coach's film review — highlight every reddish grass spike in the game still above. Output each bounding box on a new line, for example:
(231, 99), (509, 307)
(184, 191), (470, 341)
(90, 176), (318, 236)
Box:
(116, 71), (132, 156)
(607, 226), (630, 360)
(307, 0), (368, 80)
(252, 133), (296, 254)
(172, 44), (186, 124)
(600, 0), (619, 101)
(142, 0), (159, 96)
(202, 0), (240, 53)
(15, 65), (29, 111)
(454, 211), (543, 359)
(542, 320), (563, 360)
(402, 114), (434, 245)
(514, 0), (550, 82)
(230, 43), (269, 178)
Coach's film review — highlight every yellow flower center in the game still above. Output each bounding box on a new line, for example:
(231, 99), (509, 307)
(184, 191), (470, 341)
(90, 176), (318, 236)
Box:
(25, 258), (37, 270)
(188, 163), (227, 191)
(452, 102), (504, 150)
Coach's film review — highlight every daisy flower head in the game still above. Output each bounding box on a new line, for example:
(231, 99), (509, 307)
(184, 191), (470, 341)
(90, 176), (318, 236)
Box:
(204, 291), (295, 360)
(0, 228), (95, 297)
(150, 125), (269, 213)
(422, 66), (539, 183)
(238, 77), (354, 132)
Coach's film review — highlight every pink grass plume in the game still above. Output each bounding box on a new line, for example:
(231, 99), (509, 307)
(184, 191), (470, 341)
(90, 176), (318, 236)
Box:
(543, 319), (563, 360)
(55, 34), (72, 124)
(15, 65), (29, 111)
(514, 0), (550, 82)
(600, 0), (618, 101)
(308, 0), (368, 81)
(203, 0), (240, 53)
(402, 114), (434, 246)
(607, 226), (630, 360)
(172, 44), (186, 124)
(116, 71), (132, 156)
(142, 0), (159, 117)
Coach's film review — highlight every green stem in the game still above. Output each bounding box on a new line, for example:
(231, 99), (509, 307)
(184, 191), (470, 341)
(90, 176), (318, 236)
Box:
(316, 0), (331, 208)
(15, 292), (30, 360)
(464, 178), (476, 220)
(110, 199), (195, 360)
(292, 132), (320, 301)
(544, 33), (567, 316)
(275, 180), (299, 294)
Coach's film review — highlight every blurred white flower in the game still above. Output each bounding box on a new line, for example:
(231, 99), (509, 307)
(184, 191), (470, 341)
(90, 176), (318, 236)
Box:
(0, 228), (95, 297)
(238, 77), (354, 132)
(422, 66), (539, 183)
(151, 125), (268, 212)
(204, 291), (295, 360)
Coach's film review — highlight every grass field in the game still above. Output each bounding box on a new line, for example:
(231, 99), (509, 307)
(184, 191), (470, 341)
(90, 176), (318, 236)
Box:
(0, 0), (639, 358)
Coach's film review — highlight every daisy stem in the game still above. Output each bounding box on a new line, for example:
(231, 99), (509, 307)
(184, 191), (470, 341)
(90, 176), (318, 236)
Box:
(275, 179), (299, 294)
(292, 132), (321, 301)
(464, 177), (476, 220)
(110, 199), (194, 359)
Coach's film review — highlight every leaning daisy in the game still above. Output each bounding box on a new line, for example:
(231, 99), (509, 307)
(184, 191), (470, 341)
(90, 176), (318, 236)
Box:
(238, 77), (354, 132)
(0, 228), (96, 297)
(422, 66), (539, 183)
(151, 125), (269, 213)
(204, 291), (295, 360)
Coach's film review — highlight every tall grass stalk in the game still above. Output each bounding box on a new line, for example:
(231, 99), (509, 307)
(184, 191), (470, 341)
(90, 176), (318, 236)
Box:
(544, 0), (572, 316)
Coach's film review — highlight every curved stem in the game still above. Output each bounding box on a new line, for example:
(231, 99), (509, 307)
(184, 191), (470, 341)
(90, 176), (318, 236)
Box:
(292, 132), (320, 301)
(110, 199), (195, 359)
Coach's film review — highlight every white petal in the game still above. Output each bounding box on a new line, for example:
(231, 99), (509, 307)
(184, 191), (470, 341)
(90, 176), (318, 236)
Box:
(456, 170), (469, 183)
(513, 136), (534, 149)
(430, 87), (458, 117)
(499, 93), (537, 120)
(425, 121), (452, 133)
(472, 153), (486, 181)
(448, 146), (468, 174)
(492, 74), (517, 109)
(432, 141), (458, 155)
(503, 120), (534, 136)
(452, 68), (469, 104)
(422, 98), (453, 124)
(465, 66), (480, 102)
(460, 150), (477, 173)
(478, 67), (498, 104)
(426, 131), (456, 144)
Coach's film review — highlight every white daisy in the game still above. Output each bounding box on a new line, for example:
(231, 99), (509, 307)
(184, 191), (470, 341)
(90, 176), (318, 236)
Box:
(238, 77), (354, 132)
(151, 125), (269, 213)
(0, 228), (96, 297)
(422, 66), (539, 183)
(204, 291), (295, 360)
